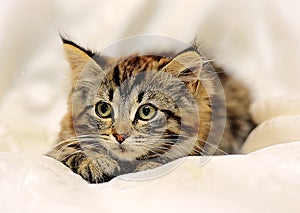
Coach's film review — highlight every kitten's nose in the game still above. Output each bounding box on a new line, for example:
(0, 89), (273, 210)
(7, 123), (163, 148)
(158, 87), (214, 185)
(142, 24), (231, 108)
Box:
(113, 133), (129, 144)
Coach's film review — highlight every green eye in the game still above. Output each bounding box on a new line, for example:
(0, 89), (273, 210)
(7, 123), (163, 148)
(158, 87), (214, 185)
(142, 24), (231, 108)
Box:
(137, 104), (157, 121)
(95, 101), (113, 118)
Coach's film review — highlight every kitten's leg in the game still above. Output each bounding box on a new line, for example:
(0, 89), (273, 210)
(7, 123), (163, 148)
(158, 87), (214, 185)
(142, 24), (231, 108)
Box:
(66, 153), (121, 183)
(48, 149), (120, 183)
(71, 154), (121, 183)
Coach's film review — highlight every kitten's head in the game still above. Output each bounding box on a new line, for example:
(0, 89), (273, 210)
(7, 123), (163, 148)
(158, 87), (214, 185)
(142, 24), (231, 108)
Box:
(59, 38), (213, 162)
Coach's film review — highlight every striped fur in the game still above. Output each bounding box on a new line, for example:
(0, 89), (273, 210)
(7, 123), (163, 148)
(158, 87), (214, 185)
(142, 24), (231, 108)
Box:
(47, 39), (254, 183)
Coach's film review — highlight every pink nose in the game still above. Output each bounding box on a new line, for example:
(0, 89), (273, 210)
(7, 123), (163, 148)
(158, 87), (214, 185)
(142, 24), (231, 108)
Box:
(113, 133), (128, 144)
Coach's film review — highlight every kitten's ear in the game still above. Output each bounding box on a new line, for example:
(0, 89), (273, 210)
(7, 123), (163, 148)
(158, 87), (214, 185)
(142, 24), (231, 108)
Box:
(61, 38), (96, 71)
(162, 50), (203, 81)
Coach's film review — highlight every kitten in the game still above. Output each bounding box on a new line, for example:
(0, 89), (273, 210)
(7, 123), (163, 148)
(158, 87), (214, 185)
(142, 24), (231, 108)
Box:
(47, 37), (254, 183)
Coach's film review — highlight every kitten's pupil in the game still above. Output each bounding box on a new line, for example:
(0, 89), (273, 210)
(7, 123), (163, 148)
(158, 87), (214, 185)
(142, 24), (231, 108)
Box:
(143, 106), (151, 116)
(101, 104), (108, 113)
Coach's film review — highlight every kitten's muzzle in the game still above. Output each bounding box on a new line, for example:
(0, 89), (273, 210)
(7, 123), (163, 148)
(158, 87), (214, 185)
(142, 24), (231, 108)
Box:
(112, 121), (131, 144)
(113, 133), (129, 144)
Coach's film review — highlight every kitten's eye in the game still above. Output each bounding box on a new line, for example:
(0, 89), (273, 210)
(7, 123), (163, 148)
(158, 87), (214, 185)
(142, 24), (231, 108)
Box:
(95, 101), (113, 118)
(137, 104), (157, 121)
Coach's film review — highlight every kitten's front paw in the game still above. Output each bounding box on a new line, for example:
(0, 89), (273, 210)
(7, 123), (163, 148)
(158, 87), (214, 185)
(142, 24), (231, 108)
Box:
(67, 154), (121, 183)
(135, 161), (162, 172)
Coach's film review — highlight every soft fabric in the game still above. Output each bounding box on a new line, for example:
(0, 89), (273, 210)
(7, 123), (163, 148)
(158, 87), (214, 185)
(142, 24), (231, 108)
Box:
(1, 0), (300, 212)
(1, 142), (300, 213)
(250, 96), (300, 124)
(241, 96), (300, 153)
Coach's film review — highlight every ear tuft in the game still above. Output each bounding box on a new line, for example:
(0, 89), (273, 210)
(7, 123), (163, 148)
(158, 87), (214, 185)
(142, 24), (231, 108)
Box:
(162, 50), (203, 81)
(60, 36), (96, 58)
(60, 37), (95, 71)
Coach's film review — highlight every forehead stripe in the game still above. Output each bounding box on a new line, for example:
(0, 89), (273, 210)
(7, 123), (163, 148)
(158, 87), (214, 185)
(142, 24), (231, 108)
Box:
(109, 89), (114, 101)
(137, 92), (144, 103)
(113, 66), (121, 86)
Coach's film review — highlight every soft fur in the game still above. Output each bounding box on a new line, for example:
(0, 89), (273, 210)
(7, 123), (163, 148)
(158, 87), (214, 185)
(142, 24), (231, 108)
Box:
(47, 38), (254, 183)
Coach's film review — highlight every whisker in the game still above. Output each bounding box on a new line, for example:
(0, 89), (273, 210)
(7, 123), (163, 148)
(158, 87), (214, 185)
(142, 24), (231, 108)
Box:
(52, 130), (228, 165)
(161, 134), (227, 153)
(51, 142), (79, 159)
(60, 150), (83, 162)
(51, 134), (110, 158)
(131, 134), (227, 156)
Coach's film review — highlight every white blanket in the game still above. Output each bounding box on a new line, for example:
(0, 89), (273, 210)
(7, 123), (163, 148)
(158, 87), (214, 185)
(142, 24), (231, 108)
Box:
(1, 142), (300, 213)
(1, 0), (300, 212)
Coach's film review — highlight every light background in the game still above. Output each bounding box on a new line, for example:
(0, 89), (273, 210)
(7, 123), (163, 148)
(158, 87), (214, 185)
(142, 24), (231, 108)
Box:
(0, 0), (299, 153)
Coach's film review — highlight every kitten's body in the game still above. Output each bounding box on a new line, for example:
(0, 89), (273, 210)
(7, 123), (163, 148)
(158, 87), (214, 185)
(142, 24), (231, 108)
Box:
(47, 38), (254, 183)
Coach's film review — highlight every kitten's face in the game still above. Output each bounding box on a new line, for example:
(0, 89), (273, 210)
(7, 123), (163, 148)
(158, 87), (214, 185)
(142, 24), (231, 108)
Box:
(72, 56), (199, 161)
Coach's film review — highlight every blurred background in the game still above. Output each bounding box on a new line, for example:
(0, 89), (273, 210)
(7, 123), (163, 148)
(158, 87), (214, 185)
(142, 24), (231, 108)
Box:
(0, 0), (299, 153)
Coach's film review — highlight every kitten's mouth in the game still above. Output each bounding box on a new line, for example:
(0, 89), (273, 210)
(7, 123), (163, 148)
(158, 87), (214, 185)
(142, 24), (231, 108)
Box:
(110, 143), (129, 153)
(119, 144), (126, 153)
(109, 143), (139, 161)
